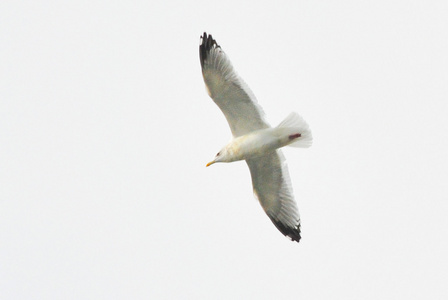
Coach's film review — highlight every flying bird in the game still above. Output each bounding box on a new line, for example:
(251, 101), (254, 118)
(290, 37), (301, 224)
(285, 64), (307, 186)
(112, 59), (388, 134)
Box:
(199, 32), (312, 242)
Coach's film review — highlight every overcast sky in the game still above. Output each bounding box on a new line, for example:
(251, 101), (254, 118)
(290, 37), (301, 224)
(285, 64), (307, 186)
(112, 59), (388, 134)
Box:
(1, 1), (448, 299)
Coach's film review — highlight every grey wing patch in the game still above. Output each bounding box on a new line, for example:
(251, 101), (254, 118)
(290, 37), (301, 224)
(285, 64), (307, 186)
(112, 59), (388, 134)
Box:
(199, 32), (270, 137)
(246, 151), (301, 242)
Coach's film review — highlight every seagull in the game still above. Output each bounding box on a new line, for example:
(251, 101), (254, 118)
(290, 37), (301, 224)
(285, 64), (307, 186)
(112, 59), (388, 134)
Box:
(199, 32), (312, 242)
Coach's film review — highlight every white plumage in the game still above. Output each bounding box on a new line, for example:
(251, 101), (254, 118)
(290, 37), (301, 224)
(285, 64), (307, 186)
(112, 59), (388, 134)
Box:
(200, 32), (312, 242)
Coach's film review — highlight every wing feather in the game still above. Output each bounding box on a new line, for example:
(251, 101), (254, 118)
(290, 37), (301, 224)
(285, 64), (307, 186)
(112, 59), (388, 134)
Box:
(199, 32), (270, 137)
(246, 151), (302, 242)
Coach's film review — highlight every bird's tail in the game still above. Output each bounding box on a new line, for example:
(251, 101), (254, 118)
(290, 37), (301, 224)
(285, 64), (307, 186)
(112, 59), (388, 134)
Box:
(276, 112), (313, 148)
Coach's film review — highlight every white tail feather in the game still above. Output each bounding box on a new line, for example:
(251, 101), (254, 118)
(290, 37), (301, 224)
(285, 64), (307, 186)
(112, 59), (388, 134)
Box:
(276, 112), (313, 148)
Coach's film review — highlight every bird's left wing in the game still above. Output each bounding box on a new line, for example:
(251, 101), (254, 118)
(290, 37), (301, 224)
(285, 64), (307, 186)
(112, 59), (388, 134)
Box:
(200, 32), (270, 137)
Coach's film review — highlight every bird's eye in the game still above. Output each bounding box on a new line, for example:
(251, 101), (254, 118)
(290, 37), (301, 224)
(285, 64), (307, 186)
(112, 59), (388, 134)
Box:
(216, 152), (220, 156)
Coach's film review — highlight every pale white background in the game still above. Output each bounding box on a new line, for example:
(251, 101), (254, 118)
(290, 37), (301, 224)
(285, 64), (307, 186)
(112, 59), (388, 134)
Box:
(1, 1), (447, 299)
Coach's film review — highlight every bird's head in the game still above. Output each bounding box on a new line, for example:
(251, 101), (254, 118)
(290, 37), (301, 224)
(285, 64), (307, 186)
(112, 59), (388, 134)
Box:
(206, 147), (230, 167)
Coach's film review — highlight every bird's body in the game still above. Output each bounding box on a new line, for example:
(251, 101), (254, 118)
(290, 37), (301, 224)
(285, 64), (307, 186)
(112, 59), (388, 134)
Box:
(216, 128), (292, 162)
(200, 32), (312, 242)
(209, 115), (311, 164)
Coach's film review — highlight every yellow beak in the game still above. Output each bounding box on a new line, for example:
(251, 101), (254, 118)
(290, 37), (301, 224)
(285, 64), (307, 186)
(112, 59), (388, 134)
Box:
(206, 160), (215, 167)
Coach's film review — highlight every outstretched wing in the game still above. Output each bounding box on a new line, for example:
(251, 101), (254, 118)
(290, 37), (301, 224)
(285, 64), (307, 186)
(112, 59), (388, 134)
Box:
(246, 151), (301, 242)
(199, 32), (270, 137)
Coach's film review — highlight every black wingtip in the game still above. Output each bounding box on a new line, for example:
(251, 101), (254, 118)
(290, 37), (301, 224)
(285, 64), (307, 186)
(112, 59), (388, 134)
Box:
(269, 217), (302, 243)
(199, 32), (220, 69)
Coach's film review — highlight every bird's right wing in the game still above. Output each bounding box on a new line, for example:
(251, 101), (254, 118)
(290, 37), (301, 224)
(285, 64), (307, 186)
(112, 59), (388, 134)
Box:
(246, 150), (302, 242)
(200, 32), (270, 137)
